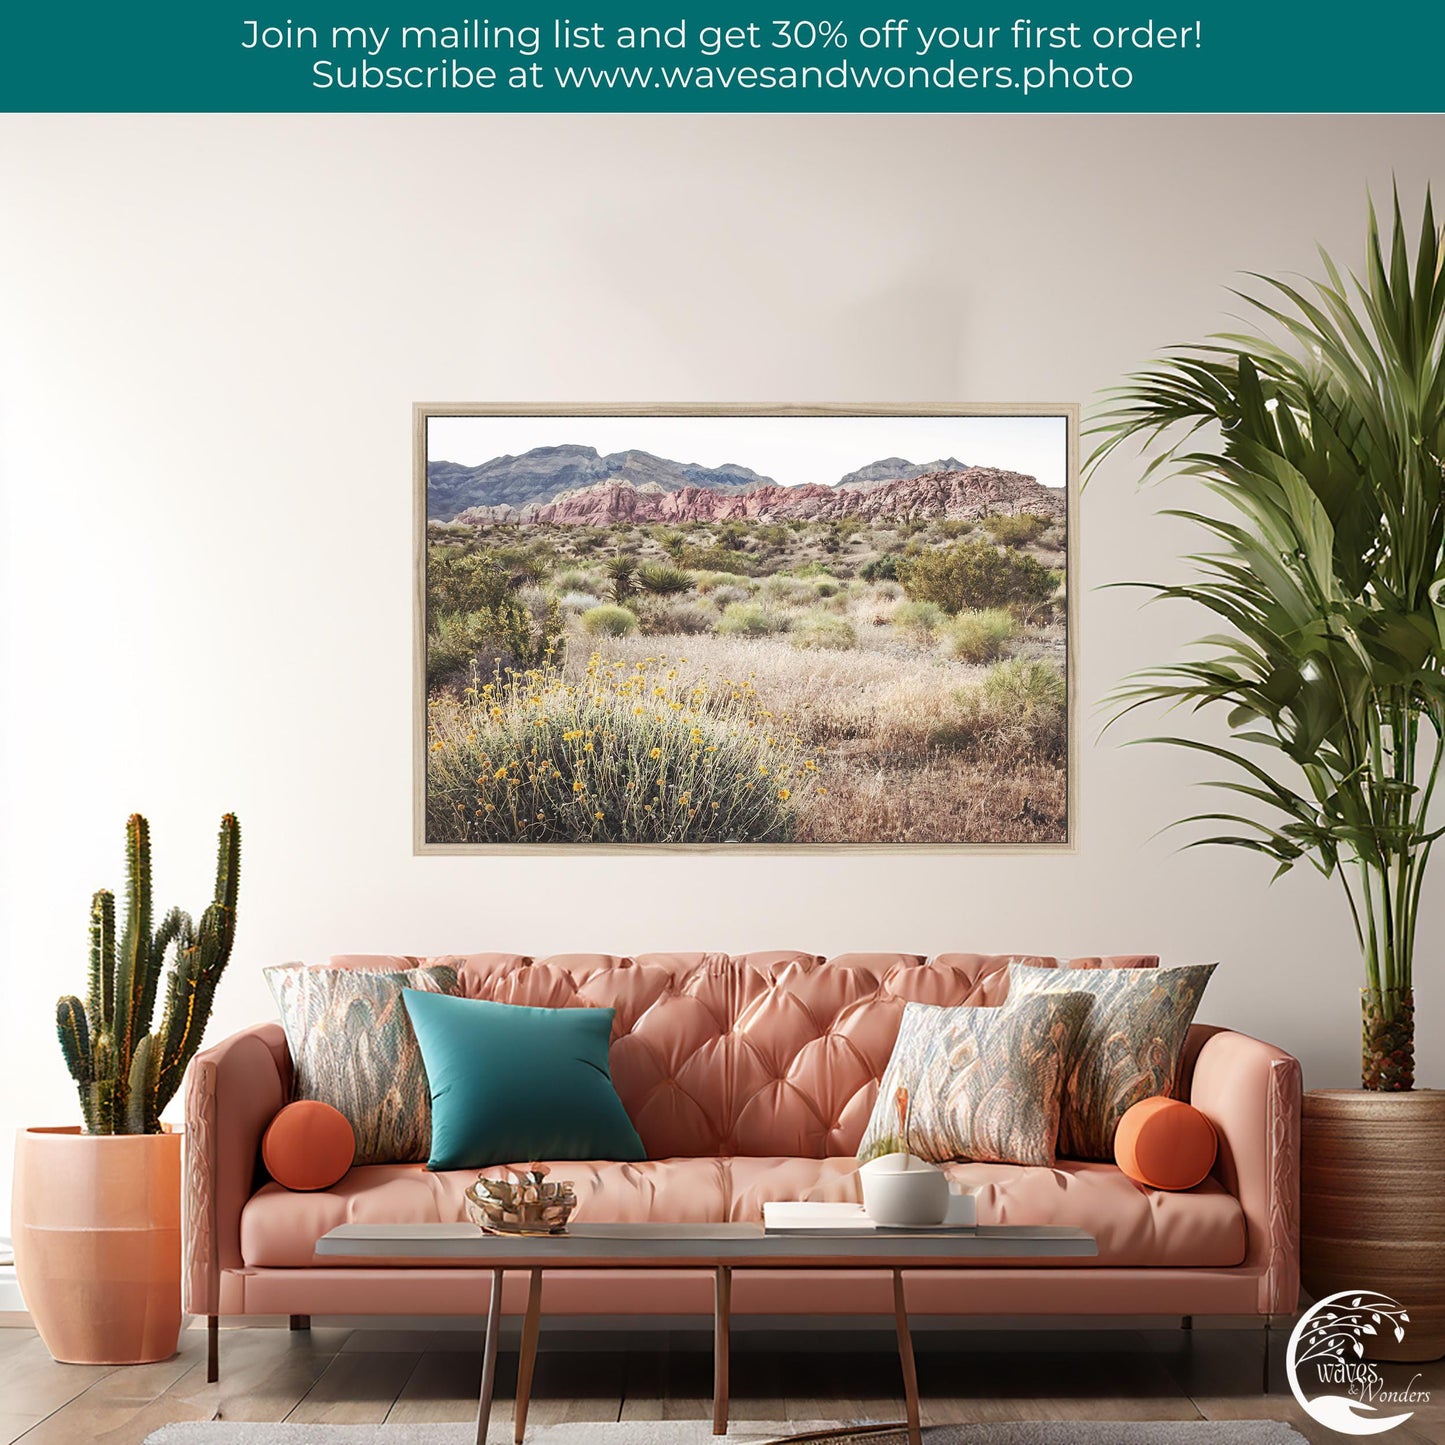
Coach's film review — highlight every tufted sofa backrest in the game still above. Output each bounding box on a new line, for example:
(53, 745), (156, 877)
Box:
(330, 950), (1155, 1159)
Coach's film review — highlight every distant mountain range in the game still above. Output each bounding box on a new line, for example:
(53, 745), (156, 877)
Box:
(426, 445), (985, 521)
(427, 445), (1063, 528)
(427, 445), (767, 520)
(836, 456), (967, 489)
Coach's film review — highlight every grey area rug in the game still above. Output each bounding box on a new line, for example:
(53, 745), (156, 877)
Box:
(146, 1420), (1309, 1444)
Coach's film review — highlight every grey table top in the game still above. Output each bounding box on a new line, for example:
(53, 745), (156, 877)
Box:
(315, 1221), (1097, 1266)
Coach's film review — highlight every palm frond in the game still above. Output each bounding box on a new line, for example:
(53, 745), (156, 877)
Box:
(1088, 191), (1445, 1000)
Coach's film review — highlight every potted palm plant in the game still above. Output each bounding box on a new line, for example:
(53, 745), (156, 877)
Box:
(12, 814), (240, 1363)
(1090, 192), (1445, 1359)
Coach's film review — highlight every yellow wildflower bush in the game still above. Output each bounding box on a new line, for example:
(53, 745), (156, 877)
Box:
(426, 653), (821, 844)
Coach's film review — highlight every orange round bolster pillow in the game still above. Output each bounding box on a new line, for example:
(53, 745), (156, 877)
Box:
(262, 1101), (356, 1192)
(1114, 1096), (1217, 1191)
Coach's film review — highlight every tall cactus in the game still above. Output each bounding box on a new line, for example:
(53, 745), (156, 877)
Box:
(56, 814), (241, 1134)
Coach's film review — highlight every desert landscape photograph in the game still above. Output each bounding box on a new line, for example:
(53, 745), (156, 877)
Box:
(419, 410), (1072, 847)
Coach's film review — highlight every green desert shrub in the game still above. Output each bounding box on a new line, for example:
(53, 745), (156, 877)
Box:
(581, 604), (638, 638)
(810, 577), (842, 598)
(427, 612), (481, 688)
(860, 554), (900, 582)
(637, 561), (694, 596)
(680, 545), (754, 574)
(693, 570), (753, 595)
(426, 596), (562, 688)
(761, 575), (814, 606)
(790, 612), (859, 651)
(637, 598), (717, 635)
(899, 539), (1057, 617)
(426, 550), (513, 618)
(984, 656), (1065, 713)
(948, 608), (1015, 663)
(708, 584), (752, 607)
(554, 569), (598, 593)
(891, 599), (946, 641)
(949, 659), (1067, 761)
(985, 511), (1053, 547)
(938, 519), (976, 539)
(424, 660), (815, 845)
(717, 602), (790, 637)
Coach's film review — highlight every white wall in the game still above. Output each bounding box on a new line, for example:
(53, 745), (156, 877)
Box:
(1, 115), (1441, 1185)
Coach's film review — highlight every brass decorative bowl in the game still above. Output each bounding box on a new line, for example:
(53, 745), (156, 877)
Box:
(465, 1164), (577, 1236)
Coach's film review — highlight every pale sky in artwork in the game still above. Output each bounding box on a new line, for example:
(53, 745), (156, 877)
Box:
(427, 413), (1068, 491)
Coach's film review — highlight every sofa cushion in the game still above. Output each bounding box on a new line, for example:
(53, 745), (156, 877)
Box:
(239, 1154), (1244, 1270)
(402, 992), (644, 1169)
(858, 992), (1093, 1167)
(1008, 962), (1217, 1161)
(1115, 1096), (1219, 1191)
(265, 962), (458, 1165)
(261, 1101), (355, 1192)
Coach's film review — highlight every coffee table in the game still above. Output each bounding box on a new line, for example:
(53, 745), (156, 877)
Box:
(317, 1221), (1096, 1445)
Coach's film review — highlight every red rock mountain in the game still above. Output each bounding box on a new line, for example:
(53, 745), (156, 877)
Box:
(454, 467), (1063, 527)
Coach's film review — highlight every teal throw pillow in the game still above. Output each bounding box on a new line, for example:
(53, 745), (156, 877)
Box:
(402, 990), (646, 1170)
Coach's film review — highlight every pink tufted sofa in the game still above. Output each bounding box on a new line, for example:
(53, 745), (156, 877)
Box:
(183, 951), (1300, 1337)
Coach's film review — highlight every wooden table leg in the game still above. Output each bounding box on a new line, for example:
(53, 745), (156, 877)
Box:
(475, 1268), (504, 1445)
(713, 1265), (732, 1436)
(514, 1269), (544, 1444)
(893, 1270), (922, 1445)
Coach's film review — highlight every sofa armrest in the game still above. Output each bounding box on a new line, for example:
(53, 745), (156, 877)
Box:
(183, 1022), (290, 1315)
(1186, 1027), (1301, 1316)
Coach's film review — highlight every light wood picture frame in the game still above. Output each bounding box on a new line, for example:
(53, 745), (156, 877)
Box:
(415, 404), (1078, 853)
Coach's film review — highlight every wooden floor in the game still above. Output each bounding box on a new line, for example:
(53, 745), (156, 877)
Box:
(2, 1322), (1443, 1444)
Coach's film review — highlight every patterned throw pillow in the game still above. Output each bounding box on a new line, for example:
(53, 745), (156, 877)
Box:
(265, 963), (459, 1165)
(857, 992), (1093, 1168)
(1006, 961), (1217, 1161)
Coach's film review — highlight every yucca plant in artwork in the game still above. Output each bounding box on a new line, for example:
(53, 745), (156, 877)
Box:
(1089, 192), (1445, 1090)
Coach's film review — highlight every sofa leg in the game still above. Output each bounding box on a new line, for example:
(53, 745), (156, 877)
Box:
(1181, 1315), (1193, 1331)
(1261, 1319), (1272, 1395)
(207, 1316), (219, 1383)
(289, 1315), (311, 1331)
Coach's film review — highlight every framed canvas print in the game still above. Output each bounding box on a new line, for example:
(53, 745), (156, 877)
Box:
(415, 404), (1076, 851)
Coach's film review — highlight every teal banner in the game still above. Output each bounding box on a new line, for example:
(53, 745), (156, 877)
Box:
(1, 3), (1440, 112)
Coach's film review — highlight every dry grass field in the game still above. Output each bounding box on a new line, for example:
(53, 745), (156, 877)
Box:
(423, 516), (1068, 845)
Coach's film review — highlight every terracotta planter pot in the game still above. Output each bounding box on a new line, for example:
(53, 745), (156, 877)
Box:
(12, 1126), (182, 1365)
(1301, 1089), (1445, 1362)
